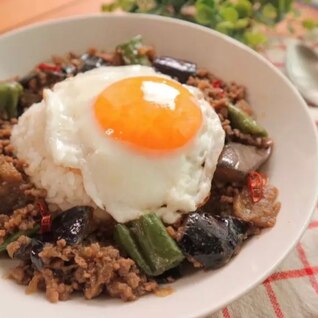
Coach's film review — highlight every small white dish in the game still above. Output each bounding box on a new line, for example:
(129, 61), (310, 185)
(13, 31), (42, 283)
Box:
(0, 13), (317, 318)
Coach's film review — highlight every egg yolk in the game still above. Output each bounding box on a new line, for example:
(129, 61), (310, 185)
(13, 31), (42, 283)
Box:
(93, 76), (202, 151)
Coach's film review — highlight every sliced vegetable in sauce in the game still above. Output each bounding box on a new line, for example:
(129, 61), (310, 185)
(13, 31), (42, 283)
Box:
(116, 35), (151, 66)
(51, 206), (93, 245)
(80, 53), (109, 72)
(30, 239), (45, 271)
(233, 182), (281, 228)
(37, 200), (52, 234)
(0, 82), (23, 119)
(215, 142), (271, 183)
(37, 63), (61, 73)
(114, 213), (184, 276)
(114, 224), (153, 276)
(177, 212), (250, 269)
(247, 171), (266, 203)
(153, 56), (197, 83)
(228, 103), (268, 137)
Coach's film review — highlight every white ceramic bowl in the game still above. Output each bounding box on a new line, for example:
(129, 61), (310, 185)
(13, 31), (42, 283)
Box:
(0, 14), (317, 318)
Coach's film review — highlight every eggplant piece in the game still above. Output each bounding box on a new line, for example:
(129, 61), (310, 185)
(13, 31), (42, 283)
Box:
(5, 208), (93, 268)
(80, 54), (109, 72)
(44, 71), (67, 87)
(153, 56), (196, 83)
(11, 238), (44, 270)
(215, 142), (271, 183)
(177, 212), (249, 269)
(19, 89), (42, 112)
(19, 71), (38, 89)
(154, 267), (182, 284)
(12, 241), (32, 261)
(51, 206), (93, 245)
(21, 69), (66, 89)
(30, 239), (45, 271)
(62, 64), (78, 76)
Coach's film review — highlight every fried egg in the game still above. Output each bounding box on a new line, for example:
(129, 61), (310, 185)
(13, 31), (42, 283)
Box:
(12, 65), (225, 223)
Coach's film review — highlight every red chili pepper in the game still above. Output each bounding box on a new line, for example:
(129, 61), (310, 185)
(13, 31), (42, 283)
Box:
(41, 215), (52, 233)
(212, 79), (223, 88)
(248, 171), (265, 203)
(217, 91), (225, 98)
(212, 80), (225, 98)
(38, 63), (61, 73)
(36, 200), (48, 216)
(36, 200), (52, 233)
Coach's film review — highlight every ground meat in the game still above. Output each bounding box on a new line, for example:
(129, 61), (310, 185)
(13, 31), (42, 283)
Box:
(6, 235), (31, 258)
(0, 156), (29, 214)
(0, 204), (40, 244)
(166, 226), (177, 239)
(197, 181), (242, 217)
(18, 49), (122, 110)
(0, 119), (45, 243)
(8, 263), (32, 285)
(187, 73), (271, 149)
(233, 183), (281, 228)
(9, 239), (157, 303)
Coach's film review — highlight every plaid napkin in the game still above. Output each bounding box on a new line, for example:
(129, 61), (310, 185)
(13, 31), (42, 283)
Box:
(210, 35), (318, 318)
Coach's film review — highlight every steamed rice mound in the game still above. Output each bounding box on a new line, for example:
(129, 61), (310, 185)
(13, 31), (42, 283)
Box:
(11, 101), (93, 210)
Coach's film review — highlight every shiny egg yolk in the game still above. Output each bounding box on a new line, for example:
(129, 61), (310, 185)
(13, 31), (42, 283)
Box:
(93, 76), (203, 151)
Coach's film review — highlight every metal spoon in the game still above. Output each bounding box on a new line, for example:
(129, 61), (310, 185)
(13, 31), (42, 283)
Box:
(286, 41), (318, 106)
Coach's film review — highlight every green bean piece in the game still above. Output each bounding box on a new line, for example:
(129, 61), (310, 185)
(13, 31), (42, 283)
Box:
(130, 214), (184, 276)
(228, 103), (268, 137)
(0, 224), (40, 254)
(0, 82), (23, 119)
(114, 214), (184, 276)
(116, 35), (151, 66)
(114, 224), (153, 275)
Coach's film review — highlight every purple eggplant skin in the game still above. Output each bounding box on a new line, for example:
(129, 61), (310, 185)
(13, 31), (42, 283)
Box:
(12, 207), (93, 270)
(154, 267), (182, 284)
(51, 206), (93, 245)
(80, 54), (109, 72)
(214, 142), (272, 184)
(178, 212), (250, 269)
(14, 238), (45, 271)
(153, 56), (196, 83)
(30, 239), (45, 271)
(13, 241), (33, 261)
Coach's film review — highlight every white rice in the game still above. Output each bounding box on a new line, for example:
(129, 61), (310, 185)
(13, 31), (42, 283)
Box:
(11, 101), (94, 211)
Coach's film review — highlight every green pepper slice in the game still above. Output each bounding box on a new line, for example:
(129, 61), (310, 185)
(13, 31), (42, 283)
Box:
(228, 103), (268, 137)
(0, 82), (23, 119)
(116, 35), (151, 66)
(114, 213), (184, 276)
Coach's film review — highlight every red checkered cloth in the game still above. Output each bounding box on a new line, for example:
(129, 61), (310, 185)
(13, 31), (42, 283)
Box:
(210, 35), (318, 318)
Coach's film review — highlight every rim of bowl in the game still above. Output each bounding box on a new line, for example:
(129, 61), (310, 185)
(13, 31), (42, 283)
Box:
(1, 13), (318, 317)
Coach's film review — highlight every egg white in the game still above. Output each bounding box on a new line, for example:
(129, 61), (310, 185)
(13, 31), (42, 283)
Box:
(12, 66), (225, 223)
